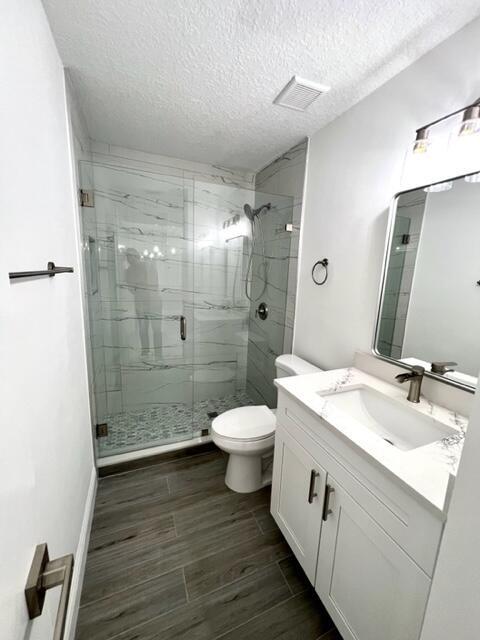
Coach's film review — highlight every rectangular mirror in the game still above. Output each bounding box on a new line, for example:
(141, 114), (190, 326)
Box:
(375, 172), (480, 390)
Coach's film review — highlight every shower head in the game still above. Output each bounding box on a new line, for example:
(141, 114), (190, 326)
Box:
(243, 203), (271, 221)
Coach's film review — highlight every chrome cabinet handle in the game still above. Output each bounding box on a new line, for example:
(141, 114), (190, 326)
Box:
(25, 543), (74, 640)
(308, 470), (320, 503)
(322, 484), (335, 521)
(180, 315), (187, 341)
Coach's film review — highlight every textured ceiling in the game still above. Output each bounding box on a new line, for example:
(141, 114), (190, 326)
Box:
(43, 0), (480, 171)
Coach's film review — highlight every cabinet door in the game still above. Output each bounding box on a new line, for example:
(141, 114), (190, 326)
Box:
(271, 425), (326, 583)
(316, 478), (431, 640)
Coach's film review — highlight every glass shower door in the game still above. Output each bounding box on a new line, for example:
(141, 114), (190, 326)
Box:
(80, 161), (195, 457)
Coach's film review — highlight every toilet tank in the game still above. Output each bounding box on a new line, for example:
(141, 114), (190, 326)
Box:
(275, 354), (321, 378)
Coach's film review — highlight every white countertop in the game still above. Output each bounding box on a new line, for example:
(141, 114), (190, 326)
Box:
(275, 367), (468, 514)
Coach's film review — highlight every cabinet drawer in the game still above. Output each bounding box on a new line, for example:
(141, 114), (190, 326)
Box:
(276, 392), (443, 576)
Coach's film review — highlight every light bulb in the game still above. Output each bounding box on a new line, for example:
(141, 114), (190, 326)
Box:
(143, 249), (149, 256)
(171, 247), (176, 254)
(465, 172), (480, 183)
(413, 128), (429, 154)
(459, 106), (480, 136)
(424, 181), (453, 193)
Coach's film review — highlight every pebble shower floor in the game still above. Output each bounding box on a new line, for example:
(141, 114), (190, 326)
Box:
(98, 391), (255, 456)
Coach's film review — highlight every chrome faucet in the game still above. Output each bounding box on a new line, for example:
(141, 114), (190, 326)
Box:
(431, 361), (457, 375)
(395, 365), (425, 403)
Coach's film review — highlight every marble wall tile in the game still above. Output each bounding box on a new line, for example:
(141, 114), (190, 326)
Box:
(90, 140), (255, 189)
(246, 141), (308, 408)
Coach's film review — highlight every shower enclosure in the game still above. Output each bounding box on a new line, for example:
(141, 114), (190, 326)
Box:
(80, 160), (294, 458)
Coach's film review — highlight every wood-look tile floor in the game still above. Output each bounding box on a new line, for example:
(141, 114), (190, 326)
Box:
(76, 447), (341, 640)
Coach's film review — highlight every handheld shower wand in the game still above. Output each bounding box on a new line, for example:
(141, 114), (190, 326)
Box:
(244, 203), (271, 302)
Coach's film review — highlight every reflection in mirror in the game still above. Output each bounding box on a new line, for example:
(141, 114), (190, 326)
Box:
(376, 173), (480, 389)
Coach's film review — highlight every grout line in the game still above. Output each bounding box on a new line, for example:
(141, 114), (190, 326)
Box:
(91, 483), (230, 541)
(277, 558), (295, 596)
(172, 511), (179, 539)
(316, 625), (336, 640)
(181, 566), (190, 603)
(79, 565), (182, 610)
(89, 508), (177, 547)
(213, 593), (296, 640)
(184, 555), (292, 606)
(251, 510), (265, 534)
(93, 558), (293, 640)
(102, 597), (190, 640)
(89, 516), (176, 556)
(80, 518), (264, 607)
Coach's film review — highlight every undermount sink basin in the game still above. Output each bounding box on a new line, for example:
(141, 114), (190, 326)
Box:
(318, 385), (456, 451)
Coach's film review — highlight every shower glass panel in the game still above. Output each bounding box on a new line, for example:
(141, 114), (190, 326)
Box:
(192, 180), (293, 432)
(80, 165), (294, 458)
(80, 161), (194, 457)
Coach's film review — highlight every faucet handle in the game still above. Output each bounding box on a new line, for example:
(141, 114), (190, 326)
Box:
(395, 365), (424, 383)
(431, 361), (457, 375)
(411, 365), (425, 376)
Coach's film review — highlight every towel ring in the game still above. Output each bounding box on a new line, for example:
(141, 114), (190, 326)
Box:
(312, 259), (329, 285)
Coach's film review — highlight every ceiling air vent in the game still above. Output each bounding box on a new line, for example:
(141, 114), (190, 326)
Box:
(273, 76), (330, 112)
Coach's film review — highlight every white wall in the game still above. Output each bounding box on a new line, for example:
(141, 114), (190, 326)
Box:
(0, 1), (95, 638)
(420, 378), (480, 639)
(294, 16), (480, 371)
(403, 180), (480, 376)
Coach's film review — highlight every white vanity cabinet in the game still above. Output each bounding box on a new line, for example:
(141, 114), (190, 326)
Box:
(271, 392), (445, 640)
(316, 477), (431, 640)
(270, 426), (326, 582)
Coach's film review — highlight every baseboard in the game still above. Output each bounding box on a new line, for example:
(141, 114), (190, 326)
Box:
(64, 465), (97, 640)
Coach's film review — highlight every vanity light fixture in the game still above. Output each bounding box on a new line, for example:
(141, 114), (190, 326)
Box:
(413, 97), (480, 152)
(459, 105), (480, 136)
(424, 181), (453, 193)
(413, 128), (429, 154)
(465, 172), (480, 183)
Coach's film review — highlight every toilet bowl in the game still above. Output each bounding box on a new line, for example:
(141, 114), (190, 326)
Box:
(212, 354), (321, 493)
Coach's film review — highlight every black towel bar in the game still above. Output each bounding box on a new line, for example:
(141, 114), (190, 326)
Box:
(9, 261), (74, 280)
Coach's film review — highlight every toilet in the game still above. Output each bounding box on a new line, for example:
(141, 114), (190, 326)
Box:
(212, 354), (321, 493)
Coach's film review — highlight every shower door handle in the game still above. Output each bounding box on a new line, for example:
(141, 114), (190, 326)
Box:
(180, 315), (187, 341)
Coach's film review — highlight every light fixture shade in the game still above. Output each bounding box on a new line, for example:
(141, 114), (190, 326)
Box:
(465, 172), (480, 183)
(459, 105), (480, 136)
(413, 128), (429, 154)
(424, 181), (453, 193)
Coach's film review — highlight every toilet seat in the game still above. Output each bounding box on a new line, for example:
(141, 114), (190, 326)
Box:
(212, 405), (276, 442)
